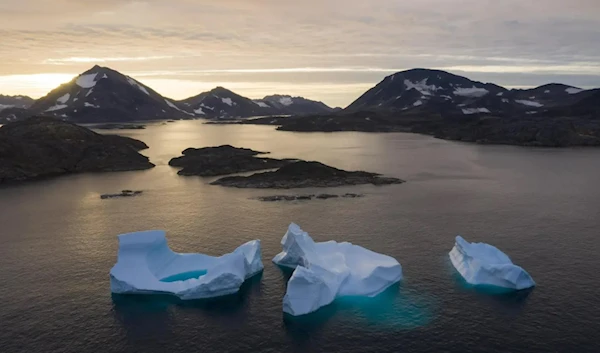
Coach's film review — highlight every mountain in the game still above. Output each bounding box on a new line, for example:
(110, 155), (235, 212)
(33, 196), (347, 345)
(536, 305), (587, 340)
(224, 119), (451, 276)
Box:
(1, 66), (334, 123)
(253, 95), (334, 115)
(0, 116), (154, 183)
(344, 68), (595, 117)
(179, 87), (270, 119)
(179, 89), (334, 119)
(27, 65), (194, 123)
(0, 95), (35, 111)
(346, 69), (506, 114)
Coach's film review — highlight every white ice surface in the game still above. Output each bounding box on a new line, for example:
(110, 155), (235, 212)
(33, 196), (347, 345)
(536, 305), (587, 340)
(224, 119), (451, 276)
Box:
(462, 107), (491, 114)
(453, 87), (489, 97)
(449, 236), (535, 290)
(273, 223), (403, 316)
(76, 73), (98, 88)
(515, 100), (543, 107)
(110, 230), (263, 299)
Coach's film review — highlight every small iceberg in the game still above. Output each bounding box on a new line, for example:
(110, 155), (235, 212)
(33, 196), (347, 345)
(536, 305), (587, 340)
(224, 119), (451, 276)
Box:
(273, 223), (403, 316)
(449, 236), (535, 290)
(110, 230), (263, 299)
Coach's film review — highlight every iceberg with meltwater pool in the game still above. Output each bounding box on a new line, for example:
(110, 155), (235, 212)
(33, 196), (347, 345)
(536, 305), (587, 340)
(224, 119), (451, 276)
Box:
(449, 236), (535, 290)
(273, 223), (403, 316)
(110, 230), (263, 299)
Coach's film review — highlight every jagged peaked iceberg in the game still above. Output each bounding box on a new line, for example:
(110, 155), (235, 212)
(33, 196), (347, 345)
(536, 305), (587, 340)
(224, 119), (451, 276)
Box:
(449, 236), (535, 290)
(273, 223), (403, 316)
(110, 230), (263, 299)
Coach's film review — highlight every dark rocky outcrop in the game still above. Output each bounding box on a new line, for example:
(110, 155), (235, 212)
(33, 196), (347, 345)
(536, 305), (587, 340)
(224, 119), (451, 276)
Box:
(101, 190), (143, 199)
(256, 193), (362, 201)
(0, 116), (154, 184)
(211, 161), (404, 188)
(169, 145), (294, 176)
(93, 123), (146, 130)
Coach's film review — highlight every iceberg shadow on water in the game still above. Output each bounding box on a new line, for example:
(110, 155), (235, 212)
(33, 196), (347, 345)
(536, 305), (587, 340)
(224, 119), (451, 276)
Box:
(111, 273), (263, 344)
(111, 272), (264, 314)
(282, 281), (437, 345)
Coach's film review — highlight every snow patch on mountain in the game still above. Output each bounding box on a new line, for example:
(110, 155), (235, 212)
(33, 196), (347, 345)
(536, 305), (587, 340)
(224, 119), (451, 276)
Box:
(413, 100), (423, 107)
(256, 101), (270, 108)
(86, 89), (94, 97)
(453, 87), (489, 97)
(279, 97), (294, 106)
(56, 93), (70, 104)
(462, 107), (491, 114)
(566, 87), (583, 94)
(194, 107), (205, 115)
(76, 73), (98, 88)
(200, 103), (214, 111)
(84, 102), (100, 108)
(127, 77), (150, 95)
(165, 99), (194, 116)
(404, 79), (439, 96)
(515, 100), (544, 107)
(45, 104), (69, 112)
(221, 97), (234, 106)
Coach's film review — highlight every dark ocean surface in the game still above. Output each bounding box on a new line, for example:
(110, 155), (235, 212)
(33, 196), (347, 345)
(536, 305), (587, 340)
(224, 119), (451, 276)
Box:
(1, 121), (599, 352)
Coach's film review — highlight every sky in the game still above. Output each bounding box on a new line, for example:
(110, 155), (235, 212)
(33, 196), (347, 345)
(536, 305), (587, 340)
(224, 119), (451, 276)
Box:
(0, 0), (599, 107)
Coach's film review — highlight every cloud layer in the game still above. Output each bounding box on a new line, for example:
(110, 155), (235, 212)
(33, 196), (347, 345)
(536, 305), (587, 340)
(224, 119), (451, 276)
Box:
(1, 0), (599, 106)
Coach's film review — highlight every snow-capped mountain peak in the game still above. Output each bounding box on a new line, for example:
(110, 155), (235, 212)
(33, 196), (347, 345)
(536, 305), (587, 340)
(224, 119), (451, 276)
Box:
(28, 65), (192, 123)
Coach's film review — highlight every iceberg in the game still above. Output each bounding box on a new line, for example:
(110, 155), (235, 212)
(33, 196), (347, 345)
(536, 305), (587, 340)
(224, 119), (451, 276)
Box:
(273, 223), (403, 316)
(110, 230), (263, 299)
(449, 236), (535, 290)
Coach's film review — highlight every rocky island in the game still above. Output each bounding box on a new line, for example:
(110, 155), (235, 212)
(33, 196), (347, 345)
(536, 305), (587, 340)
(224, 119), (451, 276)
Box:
(169, 145), (294, 176)
(211, 161), (404, 188)
(0, 116), (154, 184)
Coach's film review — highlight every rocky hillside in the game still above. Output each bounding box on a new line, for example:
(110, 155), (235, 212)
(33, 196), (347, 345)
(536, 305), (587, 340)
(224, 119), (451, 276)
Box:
(0, 116), (154, 183)
(179, 88), (335, 119)
(27, 65), (193, 123)
(0, 95), (34, 111)
(253, 95), (334, 115)
(179, 87), (270, 119)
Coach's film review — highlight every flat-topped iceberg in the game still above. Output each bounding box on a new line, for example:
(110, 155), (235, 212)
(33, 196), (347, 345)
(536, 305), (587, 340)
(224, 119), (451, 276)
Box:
(449, 236), (535, 290)
(273, 223), (403, 316)
(110, 230), (263, 299)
